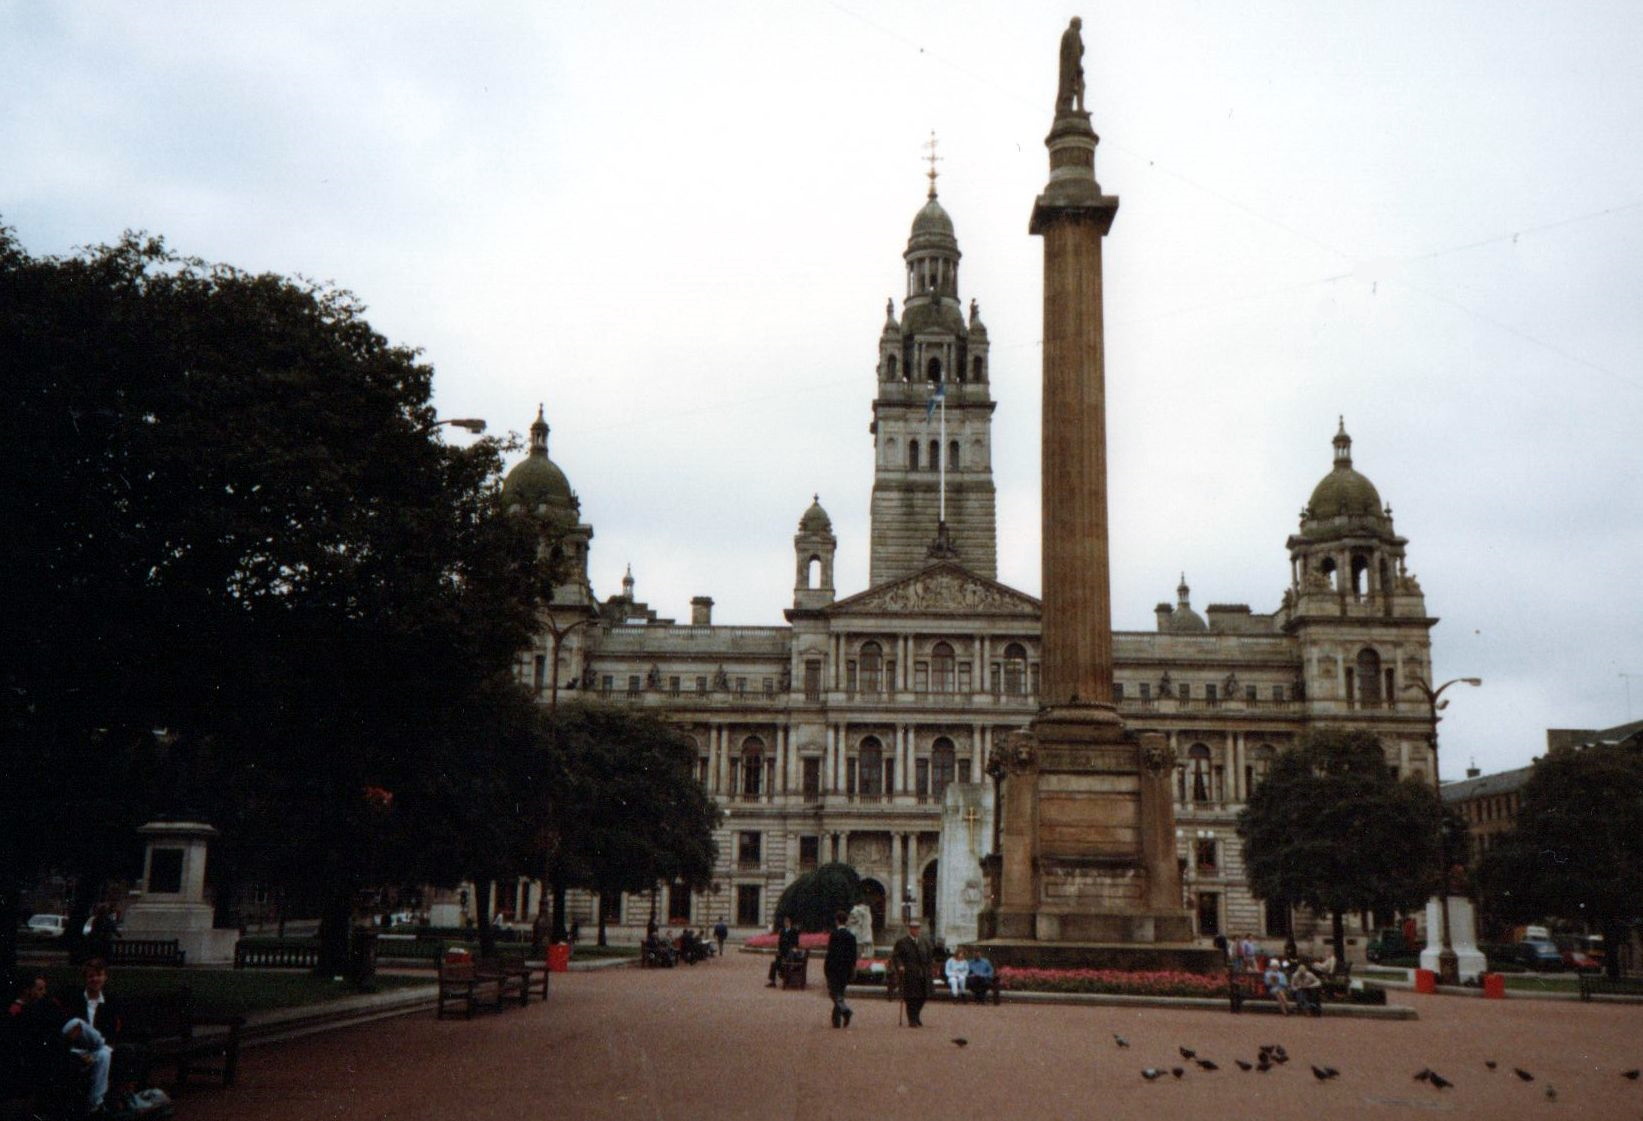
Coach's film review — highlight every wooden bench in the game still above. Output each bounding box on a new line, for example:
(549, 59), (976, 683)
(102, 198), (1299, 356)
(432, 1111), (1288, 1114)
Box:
(1578, 974), (1643, 1001)
(108, 939), (187, 967)
(123, 987), (245, 1090)
(437, 959), (504, 1019)
(491, 952), (549, 1002)
(885, 962), (1002, 1005)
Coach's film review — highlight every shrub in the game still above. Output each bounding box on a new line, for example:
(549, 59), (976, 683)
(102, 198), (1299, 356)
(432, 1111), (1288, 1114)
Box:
(773, 862), (861, 932)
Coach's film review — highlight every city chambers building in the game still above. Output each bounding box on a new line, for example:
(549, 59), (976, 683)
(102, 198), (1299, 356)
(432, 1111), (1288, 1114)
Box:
(500, 184), (1441, 946)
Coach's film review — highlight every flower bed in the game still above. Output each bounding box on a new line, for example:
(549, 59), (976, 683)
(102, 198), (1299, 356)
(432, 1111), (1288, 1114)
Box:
(997, 967), (1238, 998)
(742, 931), (833, 950)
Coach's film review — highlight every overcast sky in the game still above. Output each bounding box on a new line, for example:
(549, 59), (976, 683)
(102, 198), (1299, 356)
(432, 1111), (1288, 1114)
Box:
(7, 1), (1640, 778)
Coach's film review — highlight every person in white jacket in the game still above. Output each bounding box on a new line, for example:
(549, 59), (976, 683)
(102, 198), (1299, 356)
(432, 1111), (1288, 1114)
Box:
(944, 947), (971, 999)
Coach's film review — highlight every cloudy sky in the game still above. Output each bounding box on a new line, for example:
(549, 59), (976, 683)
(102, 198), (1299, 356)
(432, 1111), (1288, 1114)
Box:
(7, 1), (1640, 777)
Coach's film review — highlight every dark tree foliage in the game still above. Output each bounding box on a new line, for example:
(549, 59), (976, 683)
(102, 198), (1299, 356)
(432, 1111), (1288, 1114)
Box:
(774, 863), (862, 933)
(1475, 741), (1643, 979)
(530, 701), (721, 946)
(0, 227), (550, 974)
(1237, 728), (1443, 963)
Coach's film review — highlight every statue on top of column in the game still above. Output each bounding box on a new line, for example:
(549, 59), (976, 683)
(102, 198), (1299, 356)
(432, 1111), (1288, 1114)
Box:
(1056, 16), (1086, 115)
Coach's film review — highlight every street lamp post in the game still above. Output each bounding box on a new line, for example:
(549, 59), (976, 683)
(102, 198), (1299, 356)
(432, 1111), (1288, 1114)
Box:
(546, 614), (599, 713)
(1401, 674), (1482, 986)
(432, 417), (487, 434)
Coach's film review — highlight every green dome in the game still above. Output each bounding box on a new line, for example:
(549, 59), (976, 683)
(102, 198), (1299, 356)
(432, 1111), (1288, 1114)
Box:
(502, 407), (578, 521)
(799, 495), (833, 534)
(1303, 420), (1388, 534)
(907, 196), (959, 254)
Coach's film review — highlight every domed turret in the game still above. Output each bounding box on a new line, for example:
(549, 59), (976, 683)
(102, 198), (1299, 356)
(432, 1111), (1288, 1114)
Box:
(1166, 574), (1208, 633)
(799, 494), (833, 534)
(1301, 419), (1387, 537)
(793, 493), (837, 611)
(502, 405), (579, 523)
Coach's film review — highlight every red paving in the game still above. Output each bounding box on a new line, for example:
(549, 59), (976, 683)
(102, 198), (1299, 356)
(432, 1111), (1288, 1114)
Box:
(180, 950), (1643, 1121)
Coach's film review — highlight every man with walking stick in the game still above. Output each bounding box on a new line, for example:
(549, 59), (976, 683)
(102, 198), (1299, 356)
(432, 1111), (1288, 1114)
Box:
(891, 917), (934, 1027)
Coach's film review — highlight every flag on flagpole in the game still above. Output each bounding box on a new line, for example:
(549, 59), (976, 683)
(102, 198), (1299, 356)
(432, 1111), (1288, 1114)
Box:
(925, 382), (945, 421)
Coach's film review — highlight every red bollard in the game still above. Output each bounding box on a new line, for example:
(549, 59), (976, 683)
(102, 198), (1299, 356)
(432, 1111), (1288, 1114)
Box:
(1482, 972), (1506, 999)
(1414, 968), (1437, 994)
(548, 942), (572, 972)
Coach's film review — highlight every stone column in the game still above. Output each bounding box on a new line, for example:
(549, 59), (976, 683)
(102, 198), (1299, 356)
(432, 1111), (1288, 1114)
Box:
(889, 832), (904, 925)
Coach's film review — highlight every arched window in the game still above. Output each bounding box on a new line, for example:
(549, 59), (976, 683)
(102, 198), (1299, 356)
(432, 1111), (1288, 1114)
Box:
(1188, 744), (1212, 802)
(931, 642), (955, 693)
(1356, 648), (1383, 706)
(1003, 643), (1027, 696)
(931, 737), (956, 801)
(927, 356), (942, 383)
(948, 440), (960, 471)
(1320, 557), (1338, 592)
(1350, 553), (1369, 596)
(886, 354), (898, 379)
(1245, 743), (1275, 793)
(805, 555), (821, 588)
(908, 441), (920, 471)
(858, 736), (884, 797)
(928, 440), (939, 471)
(741, 735), (766, 798)
(972, 355), (985, 381)
(860, 642), (883, 694)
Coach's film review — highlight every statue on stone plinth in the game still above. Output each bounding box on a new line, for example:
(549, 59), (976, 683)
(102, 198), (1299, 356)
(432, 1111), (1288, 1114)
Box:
(1056, 17), (1086, 115)
(847, 901), (875, 957)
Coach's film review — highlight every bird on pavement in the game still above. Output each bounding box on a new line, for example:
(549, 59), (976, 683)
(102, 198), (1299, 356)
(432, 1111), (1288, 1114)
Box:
(951, 1038), (967, 1047)
(1311, 1066), (1331, 1081)
(1179, 1047), (1196, 1059)
(1114, 1034), (1129, 1048)
(1320, 1066), (1340, 1079)
(1430, 1072), (1454, 1090)
(1514, 1068), (1535, 1082)
(1623, 1069), (1640, 1080)
(1414, 1069), (1432, 1082)
(1234, 1060), (1253, 1072)
(1545, 1085), (1557, 1101)
(1486, 1060), (1498, 1070)
(1195, 1059), (1219, 1071)
(1171, 1067), (1185, 1079)
(1141, 1068), (1162, 1081)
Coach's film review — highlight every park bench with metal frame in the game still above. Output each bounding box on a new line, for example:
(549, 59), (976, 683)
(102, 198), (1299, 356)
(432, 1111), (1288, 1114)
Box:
(108, 939), (187, 967)
(123, 987), (245, 1090)
(436, 959), (504, 1019)
(884, 961), (1001, 1005)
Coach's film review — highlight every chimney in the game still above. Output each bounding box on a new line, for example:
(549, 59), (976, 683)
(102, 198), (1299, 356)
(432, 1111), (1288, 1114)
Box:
(691, 596), (714, 626)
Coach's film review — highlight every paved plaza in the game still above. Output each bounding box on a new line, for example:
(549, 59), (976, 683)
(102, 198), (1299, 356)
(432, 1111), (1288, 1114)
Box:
(182, 952), (1642, 1121)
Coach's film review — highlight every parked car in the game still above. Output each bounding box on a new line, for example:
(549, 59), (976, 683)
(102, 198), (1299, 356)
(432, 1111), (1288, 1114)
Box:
(24, 914), (68, 939)
(1365, 928), (1408, 963)
(1517, 940), (1564, 971)
(1554, 935), (1602, 973)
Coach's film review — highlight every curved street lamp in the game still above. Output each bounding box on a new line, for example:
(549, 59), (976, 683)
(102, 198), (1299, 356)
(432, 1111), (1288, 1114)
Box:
(433, 417), (487, 434)
(1401, 674), (1482, 985)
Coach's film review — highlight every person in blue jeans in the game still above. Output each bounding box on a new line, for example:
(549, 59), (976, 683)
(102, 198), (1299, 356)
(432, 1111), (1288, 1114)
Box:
(965, 953), (997, 1003)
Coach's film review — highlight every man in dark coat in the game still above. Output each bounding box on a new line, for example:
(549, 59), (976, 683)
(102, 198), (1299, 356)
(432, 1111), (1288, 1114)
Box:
(766, 915), (799, 987)
(891, 917), (934, 1027)
(823, 910), (858, 1028)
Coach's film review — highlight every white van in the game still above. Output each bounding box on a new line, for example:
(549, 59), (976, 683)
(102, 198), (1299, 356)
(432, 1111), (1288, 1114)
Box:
(25, 914), (67, 939)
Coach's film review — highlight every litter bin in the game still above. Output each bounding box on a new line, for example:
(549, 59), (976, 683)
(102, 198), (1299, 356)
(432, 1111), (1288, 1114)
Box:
(548, 942), (571, 972)
(1414, 968), (1436, 994)
(1482, 972), (1506, 999)
(347, 928), (380, 989)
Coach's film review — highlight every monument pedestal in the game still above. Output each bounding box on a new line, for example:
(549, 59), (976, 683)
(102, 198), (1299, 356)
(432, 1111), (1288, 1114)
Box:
(1420, 896), (1487, 983)
(120, 821), (239, 966)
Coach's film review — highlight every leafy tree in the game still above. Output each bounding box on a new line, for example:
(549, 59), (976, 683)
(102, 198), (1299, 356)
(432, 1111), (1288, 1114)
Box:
(0, 227), (551, 975)
(775, 863), (861, 932)
(530, 701), (721, 946)
(1237, 728), (1443, 964)
(1475, 740), (1643, 979)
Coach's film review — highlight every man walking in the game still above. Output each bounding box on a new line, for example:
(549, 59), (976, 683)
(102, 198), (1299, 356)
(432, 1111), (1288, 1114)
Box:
(891, 917), (933, 1027)
(713, 918), (728, 959)
(823, 910), (857, 1028)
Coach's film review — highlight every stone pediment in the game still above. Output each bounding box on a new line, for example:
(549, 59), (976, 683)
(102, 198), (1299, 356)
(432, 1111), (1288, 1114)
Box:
(831, 562), (1040, 617)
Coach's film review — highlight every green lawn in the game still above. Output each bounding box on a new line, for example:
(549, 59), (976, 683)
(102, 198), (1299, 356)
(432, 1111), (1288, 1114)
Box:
(32, 966), (430, 1016)
(1501, 973), (1580, 993)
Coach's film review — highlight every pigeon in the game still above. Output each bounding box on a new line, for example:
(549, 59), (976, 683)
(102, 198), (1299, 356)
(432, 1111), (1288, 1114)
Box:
(1180, 1047), (1197, 1059)
(1196, 1059), (1219, 1071)
(1414, 1069), (1433, 1082)
(951, 1038), (968, 1047)
(1141, 1068), (1162, 1081)
(1486, 1060), (1498, 1070)
(1235, 1060), (1253, 1071)
(1256, 1063), (1271, 1074)
(1272, 1052), (1290, 1065)
(1544, 1085), (1557, 1102)
(1515, 1068), (1535, 1082)
(1311, 1065), (1331, 1081)
(1430, 1072), (1454, 1090)
(1623, 1069), (1640, 1080)
(1320, 1066), (1340, 1079)
(1171, 1067), (1185, 1079)
(1114, 1034), (1130, 1048)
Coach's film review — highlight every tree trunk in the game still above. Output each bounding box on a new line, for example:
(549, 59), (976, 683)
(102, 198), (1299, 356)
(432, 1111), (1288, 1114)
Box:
(0, 880), (20, 978)
(1331, 910), (1346, 968)
(474, 878), (495, 958)
(597, 893), (608, 947)
(552, 878), (568, 943)
(1604, 918), (1624, 981)
(315, 883), (353, 977)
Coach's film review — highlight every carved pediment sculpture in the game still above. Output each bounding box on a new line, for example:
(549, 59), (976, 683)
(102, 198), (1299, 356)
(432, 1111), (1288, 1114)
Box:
(834, 564), (1039, 617)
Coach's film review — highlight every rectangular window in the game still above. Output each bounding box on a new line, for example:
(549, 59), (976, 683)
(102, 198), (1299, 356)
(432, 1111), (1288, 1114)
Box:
(804, 659), (822, 701)
(884, 759), (895, 795)
(1245, 684), (1257, 702)
(1195, 838), (1218, 872)
(1272, 685), (1285, 702)
(802, 757), (820, 801)
(914, 662), (929, 692)
(1205, 683), (1217, 702)
(958, 662), (972, 694)
(736, 677), (747, 695)
(916, 758), (930, 799)
(990, 662), (1002, 695)
(1113, 682), (1124, 701)
(1139, 682), (1151, 700)
(738, 831), (761, 869)
(669, 676), (681, 696)
(601, 675), (614, 695)
(799, 836), (820, 871)
(532, 655), (546, 692)
(736, 884), (761, 927)
(1029, 664), (1040, 697)
(847, 758), (858, 796)
(1197, 892), (1221, 937)
(627, 675), (641, 697)
(886, 659), (898, 690)
(667, 882), (691, 924)
(1179, 682), (1191, 700)
(600, 891), (622, 924)
(846, 661), (858, 693)
(958, 759), (972, 784)
(763, 677), (774, 695)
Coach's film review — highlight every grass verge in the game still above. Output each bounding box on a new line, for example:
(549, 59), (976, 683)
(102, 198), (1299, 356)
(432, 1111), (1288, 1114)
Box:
(32, 966), (429, 1016)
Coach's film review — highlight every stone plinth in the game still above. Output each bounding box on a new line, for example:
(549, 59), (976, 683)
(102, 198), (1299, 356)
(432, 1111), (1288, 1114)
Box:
(1420, 896), (1488, 983)
(935, 782), (993, 949)
(120, 820), (239, 965)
